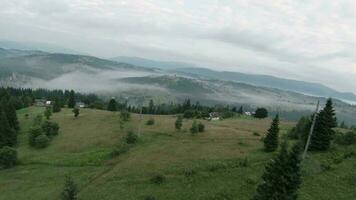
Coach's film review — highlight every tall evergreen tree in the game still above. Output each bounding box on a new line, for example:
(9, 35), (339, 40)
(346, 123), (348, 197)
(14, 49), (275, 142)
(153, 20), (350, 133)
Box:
(309, 110), (333, 151)
(3, 101), (20, 132)
(253, 142), (302, 200)
(323, 98), (337, 128)
(67, 90), (76, 108)
(264, 115), (280, 152)
(107, 98), (118, 111)
(0, 111), (16, 148)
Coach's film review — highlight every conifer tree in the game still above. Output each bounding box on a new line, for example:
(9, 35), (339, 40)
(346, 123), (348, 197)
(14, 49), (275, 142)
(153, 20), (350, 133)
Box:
(0, 111), (16, 148)
(175, 115), (183, 130)
(324, 98), (337, 128)
(72, 108), (79, 118)
(107, 98), (118, 111)
(264, 115), (280, 152)
(190, 120), (199, 135)
(3, 102), (19, 132)
(148, 99), (155, 114)
(67, 90), (76, 108)
(253, 142), (302, 200)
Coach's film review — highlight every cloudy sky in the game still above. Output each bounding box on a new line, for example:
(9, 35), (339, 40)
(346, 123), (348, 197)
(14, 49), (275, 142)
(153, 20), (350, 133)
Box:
(0, 0), (355, 92)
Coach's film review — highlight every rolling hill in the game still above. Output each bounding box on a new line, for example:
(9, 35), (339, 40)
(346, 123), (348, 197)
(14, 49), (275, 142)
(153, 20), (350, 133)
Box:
(0, 107), (354, 199)
(1, 48), (356, 125)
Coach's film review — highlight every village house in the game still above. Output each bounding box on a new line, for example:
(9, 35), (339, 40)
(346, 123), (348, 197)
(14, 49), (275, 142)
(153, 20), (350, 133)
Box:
(75, 102), (86, 108)
(209, 112), (221, 121)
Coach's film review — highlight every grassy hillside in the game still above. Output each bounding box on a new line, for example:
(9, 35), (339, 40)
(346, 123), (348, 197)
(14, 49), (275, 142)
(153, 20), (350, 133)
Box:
(0, 107), (355, 200)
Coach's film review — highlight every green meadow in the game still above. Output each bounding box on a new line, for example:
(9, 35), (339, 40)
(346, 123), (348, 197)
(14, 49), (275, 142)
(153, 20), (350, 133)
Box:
(0, 107), (355, 200)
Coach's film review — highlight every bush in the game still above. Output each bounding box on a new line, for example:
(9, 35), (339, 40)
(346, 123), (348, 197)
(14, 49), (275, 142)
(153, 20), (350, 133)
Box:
(28, 126), (43, 147)
(253, 132), (260, 136)
(221, 111), (235, 119)
(198, 122), (205, 132)
(0, 146), (17, 168)
(34, 134), (50, 148)
(111, 142), (132, 157)
(72, 108), (79, 118)
(175, 115), (183, 130)
(61, 176), (78, 200)
(190, 120), (199, 135)
(120, 110), (131, 122)
(335, 131), (356, 146)
(183, 110), (195, 119)
(146, 118), (155, 125)
(125, 131), (138, 144)
(41, 121), (60, 137)
(150, 174), (166, 184)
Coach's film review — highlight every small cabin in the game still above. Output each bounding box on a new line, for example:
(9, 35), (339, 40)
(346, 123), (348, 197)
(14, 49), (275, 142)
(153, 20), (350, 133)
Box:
(34, 99), (46, 107)
(209, 112), (221, 121)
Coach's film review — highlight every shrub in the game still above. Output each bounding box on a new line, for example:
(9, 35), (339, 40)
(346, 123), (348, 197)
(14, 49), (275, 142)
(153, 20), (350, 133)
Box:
(125, 131), (138, 144)
(34, 134), (50, 148)
(239, 157), (249, 167)
(335, 131), (356, 146)
(61, 176), (78, 200)
(0, 146), (17, 168)
(44, 107), (52, 120)
(111, 142), (132, 157)
(28, 126), (43, 147)
(253, 132), (260, 136)
(198, 122), (205, 132)
(175, 115), (183, 130)
(146, 118), (155, 125)
(190, 120), (199, 135)
(120, 110), (131, 122)
(72, 108), (79, 118)
(41, 121), (60, 137)
(150, 174), (166, 184)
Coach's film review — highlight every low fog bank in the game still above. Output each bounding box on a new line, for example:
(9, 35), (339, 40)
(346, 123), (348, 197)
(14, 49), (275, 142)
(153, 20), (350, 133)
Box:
(24, 70), (166, 93)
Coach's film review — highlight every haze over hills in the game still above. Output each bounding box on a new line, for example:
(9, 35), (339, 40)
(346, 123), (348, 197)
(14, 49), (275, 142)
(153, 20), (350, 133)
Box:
(110, 56), (356, 103)
(1, 47), (356, 124)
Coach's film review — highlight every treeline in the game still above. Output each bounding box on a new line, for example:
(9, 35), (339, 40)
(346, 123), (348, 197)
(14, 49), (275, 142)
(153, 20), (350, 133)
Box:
(0, 87), (102, 110)
(107, 98), (260, 119)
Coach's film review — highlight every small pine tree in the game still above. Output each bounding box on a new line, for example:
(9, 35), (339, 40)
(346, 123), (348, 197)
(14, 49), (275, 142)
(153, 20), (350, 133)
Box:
(253, 142), (302, 200)
(107, 98), (118, 111)
(309, 110), (333, 151)
(72, 108), (79, 118)
(120, 110), (130, 122)
(67, 90), (76, 108)
(198, 122), (205, 132)
(44, 107), (52, 120)
(190, 120), (199, 135)
(61, 176), (78, 200)
(264, 115), (280, 152)
(175, 115), (183, 130)
(148, 99), (155, 114)
(119, 117), (125, 130)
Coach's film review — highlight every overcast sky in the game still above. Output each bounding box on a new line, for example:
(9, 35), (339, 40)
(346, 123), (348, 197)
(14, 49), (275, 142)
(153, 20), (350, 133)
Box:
(0, 0), (355, 93)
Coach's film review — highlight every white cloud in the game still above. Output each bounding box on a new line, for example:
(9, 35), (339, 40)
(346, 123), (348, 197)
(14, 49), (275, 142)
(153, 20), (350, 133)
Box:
(0, 0), (355, 92)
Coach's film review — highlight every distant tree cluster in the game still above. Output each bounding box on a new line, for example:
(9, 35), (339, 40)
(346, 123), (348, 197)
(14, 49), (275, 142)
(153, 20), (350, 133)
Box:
(254, 108), (268, 119)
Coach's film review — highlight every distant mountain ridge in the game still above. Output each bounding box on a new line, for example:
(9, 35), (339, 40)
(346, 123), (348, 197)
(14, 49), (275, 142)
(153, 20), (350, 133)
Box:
(173, 67), (356, 102)
(111, 56), (196, 70)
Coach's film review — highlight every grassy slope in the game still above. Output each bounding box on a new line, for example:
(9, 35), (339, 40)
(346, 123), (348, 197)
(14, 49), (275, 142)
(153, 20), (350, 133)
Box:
(0, 107), (355, 200)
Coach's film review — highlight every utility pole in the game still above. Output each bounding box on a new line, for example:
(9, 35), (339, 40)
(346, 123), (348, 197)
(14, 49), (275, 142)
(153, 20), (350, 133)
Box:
(302, 100), (320, 160)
